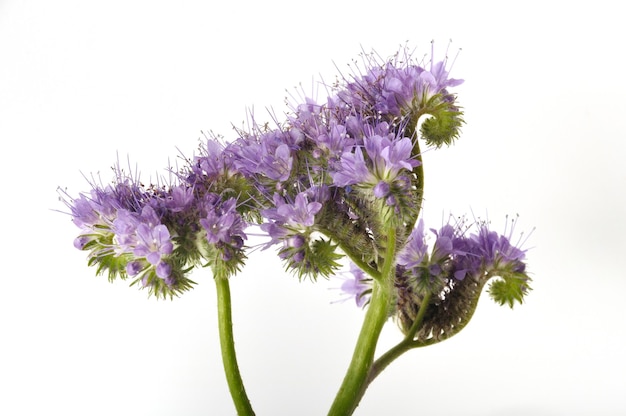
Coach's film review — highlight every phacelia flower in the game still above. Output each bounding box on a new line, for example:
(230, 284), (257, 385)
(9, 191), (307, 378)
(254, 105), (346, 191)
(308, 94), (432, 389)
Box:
(133, 223), (173, 266)
(335, 45), (463, 118)
(261, 191), (323, 232)
(200, 197), (247, 246)
(336, 263), (372, 307)
(397, 219), (428, 269)
(230, 129), (298, 183)
(394, 215), (532, 339)
(331, 123), (419, 189)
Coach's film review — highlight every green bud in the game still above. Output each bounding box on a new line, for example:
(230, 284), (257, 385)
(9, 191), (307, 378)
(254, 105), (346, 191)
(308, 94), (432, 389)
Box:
(285, 236), (343, 281)
(487, 271), (532, 308)
(419, 95), (464, 148)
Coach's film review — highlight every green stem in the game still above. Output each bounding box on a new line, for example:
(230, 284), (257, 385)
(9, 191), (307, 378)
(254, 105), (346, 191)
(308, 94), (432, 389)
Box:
(367, 292), (432, 384)
(320, 225), (381, 281)
(215, 276), (255, 416)
(409, 134), (425, 234)
(327, 228), (396, 416)
(369, 275), (494, 384)
(340, 244), (382, 281)
(405, 291), (432, 341)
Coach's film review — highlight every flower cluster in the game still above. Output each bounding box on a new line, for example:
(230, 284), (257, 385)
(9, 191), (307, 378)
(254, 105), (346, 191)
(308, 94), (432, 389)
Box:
(61, 44), (530, 321)
(340, 214), (532, 338)
(60, 44), (535, 416)
(59, 163), (249, 298)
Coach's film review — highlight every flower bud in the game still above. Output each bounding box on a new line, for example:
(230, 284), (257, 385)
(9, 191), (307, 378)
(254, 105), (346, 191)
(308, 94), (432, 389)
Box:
(126, 261), (144, 277)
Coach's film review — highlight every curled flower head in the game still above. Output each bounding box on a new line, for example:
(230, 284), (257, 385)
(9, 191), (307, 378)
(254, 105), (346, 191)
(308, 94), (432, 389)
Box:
(60, 162), (214, 298)
(59, 43), (471, 302)
(345, 44), (463, 116)
(394, 215), (532, 338)
(332, 44), (464, 147)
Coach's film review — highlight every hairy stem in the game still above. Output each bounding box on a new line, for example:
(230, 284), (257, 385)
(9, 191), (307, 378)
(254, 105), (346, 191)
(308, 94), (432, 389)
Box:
(327, 228), (396, 416)
(215, 276), (255, 416)
(318, 224), (381, 281)
(367, 291), (432, 384)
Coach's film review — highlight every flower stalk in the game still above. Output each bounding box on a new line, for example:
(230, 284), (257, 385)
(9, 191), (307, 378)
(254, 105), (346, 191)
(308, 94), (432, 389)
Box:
(215, 275), (255, 416)
(327, 227), (396, 415)
(367, 291), (432, 385)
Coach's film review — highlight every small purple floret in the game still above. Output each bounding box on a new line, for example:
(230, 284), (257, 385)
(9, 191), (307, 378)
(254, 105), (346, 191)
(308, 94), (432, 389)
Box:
(134, 223), (173, 265)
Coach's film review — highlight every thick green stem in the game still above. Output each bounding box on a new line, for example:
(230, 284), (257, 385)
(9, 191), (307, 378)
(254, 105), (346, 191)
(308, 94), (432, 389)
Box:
(215, 276), (255, 416)
(327, 228), (396, 416)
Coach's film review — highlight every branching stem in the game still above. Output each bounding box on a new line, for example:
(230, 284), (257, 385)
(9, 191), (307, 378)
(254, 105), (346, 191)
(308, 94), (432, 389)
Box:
(327, 227), (396, 415)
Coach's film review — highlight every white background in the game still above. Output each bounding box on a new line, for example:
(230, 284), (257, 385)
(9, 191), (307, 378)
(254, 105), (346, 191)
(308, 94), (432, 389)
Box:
(1, 1), (625, 415)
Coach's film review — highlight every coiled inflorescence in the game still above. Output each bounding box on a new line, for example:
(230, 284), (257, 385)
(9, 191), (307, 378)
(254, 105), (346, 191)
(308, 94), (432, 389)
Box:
(59, 44), (529, 330)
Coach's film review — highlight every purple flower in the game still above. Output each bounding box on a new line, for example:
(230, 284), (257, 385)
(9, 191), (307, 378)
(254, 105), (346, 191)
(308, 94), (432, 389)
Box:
(202, 211), (235, 244)
(165, 185), (194, 212)
(112, 209), (139, 254)
(286, 234), (306, 249)
(126, 260), (144, 277)
(262, 192), (322, 229)
(469, 225), (527, 273)
(66, 194), (101, 229)
(373, 181), (391, 198)
(200, 197), (246, 246)
(202, 201), (235, 243)
(331, 146), (371, 186)
(331, 123), (419, 195)
(334, 46), (463, 118)
(156, 261), (172, 280)
(73, 235), (92, 250)
(133, 223), (173, 266)
(430, 224), (463, 263)
(428, 58), (464, 94)
(266, 143), (293, 182)
(258, 189), (330, 273)
(139, 205), (161, 228)
(258, 222), (290, 248)
(336, 263), (371, 307)
(397, 219), (428, 269)
(196, 139), (230, 178)
(363, 128), (418, 179)
(230, 130), (296, 182)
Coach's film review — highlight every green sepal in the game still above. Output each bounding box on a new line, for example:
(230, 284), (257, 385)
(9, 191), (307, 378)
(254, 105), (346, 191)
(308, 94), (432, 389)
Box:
(129, 265), (197, 300)
(80, 232), (130, 282)
(89, 252), (131, 282)
(308, 237), (344, 278)
(285, 237), (344, 281)
(202, 242), (247, 281)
